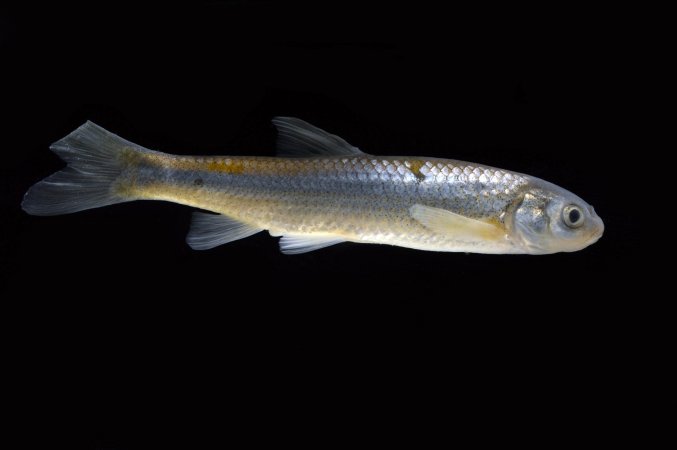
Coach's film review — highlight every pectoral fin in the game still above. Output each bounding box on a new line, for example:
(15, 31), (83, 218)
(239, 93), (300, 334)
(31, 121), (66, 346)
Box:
(410, 204), (504, 242)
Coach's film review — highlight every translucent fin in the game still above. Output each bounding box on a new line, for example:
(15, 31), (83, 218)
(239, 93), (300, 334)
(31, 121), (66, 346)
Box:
(186, 212), (263, 250)
(278, 234), (346, 255)
(272, 117), (365, 156)
(410, 204), (504, 242)
(22, 121), (148, 216)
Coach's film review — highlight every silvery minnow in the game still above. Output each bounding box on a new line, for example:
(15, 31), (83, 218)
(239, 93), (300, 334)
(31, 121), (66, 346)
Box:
(22, 118), (604, 254)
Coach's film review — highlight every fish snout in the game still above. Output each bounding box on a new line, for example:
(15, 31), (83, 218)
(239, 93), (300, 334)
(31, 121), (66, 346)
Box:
(588, 206), (605, 243)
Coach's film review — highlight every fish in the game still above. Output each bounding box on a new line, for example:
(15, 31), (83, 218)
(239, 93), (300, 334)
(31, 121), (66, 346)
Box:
(21, 117), (604, 254)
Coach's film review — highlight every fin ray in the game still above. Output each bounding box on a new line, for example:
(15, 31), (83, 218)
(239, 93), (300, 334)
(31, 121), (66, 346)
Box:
(278, 233), (346, 254)
(410, 204), (503, 242)
(272, 117), (365, 156)
(186, 212), (262, 250)
(22, 121), (146, 216)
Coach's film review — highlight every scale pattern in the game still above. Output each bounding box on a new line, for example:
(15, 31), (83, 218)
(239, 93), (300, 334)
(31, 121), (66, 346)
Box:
(127, 154), (530, 252)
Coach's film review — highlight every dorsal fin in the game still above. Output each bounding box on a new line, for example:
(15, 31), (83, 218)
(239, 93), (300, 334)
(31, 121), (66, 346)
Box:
(272, 117), (365, 157)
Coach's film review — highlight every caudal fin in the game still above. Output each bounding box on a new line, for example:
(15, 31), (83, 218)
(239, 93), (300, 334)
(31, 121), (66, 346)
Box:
(22, 121), (148, 216)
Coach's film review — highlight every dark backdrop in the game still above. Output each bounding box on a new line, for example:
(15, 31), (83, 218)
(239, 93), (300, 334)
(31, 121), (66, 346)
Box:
(1, 2), (639, 448)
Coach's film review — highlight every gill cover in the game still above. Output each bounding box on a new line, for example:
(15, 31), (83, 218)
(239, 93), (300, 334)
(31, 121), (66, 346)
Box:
(511, 179), (604, 254)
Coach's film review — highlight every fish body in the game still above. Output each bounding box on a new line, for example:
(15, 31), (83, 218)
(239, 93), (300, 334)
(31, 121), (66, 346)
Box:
(22, 118), (604, 254)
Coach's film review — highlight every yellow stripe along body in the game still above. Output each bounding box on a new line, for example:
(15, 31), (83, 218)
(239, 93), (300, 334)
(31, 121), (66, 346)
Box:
(120, 150), (531, 253)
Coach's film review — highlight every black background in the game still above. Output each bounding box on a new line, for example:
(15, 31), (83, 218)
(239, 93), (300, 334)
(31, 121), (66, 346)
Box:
(1, 2), (642, 448)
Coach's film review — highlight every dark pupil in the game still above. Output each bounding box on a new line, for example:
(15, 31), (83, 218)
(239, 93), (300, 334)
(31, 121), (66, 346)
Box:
(568, 208), (581, 224)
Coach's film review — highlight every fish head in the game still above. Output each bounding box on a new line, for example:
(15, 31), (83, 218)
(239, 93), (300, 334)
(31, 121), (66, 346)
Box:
(510, 178), (604, 254)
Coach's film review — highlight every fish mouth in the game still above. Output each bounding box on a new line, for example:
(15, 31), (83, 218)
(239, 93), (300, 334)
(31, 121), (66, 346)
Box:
(582, 216), (605, 248)
(586, 233), (602, 247)
(517, 221), (605, 254)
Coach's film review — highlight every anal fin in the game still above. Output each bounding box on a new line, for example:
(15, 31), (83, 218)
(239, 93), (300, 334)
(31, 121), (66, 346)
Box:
(186, 212), (262, 250)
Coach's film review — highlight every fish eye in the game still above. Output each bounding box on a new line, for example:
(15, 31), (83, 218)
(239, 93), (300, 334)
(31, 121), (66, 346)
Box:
(562, 205), (584, 228)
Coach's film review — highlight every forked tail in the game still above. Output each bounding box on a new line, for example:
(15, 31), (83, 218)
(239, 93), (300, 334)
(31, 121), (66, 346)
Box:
(22, 121), (149, 216)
